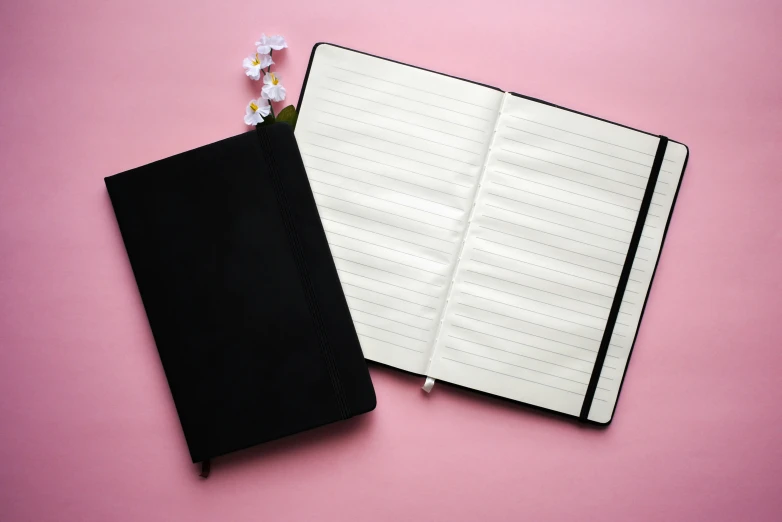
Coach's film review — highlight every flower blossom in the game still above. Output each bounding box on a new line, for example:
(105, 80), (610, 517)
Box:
(255, 34), (288, 54)
(243, 53), (273, 80)
(261, 72), (286, 102)
(244, 97), (271, 125)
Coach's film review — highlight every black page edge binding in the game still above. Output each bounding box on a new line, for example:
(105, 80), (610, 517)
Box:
(296, 42), (690, 426)
(255, 126), (351, 420)
(579, 136), (668, 421)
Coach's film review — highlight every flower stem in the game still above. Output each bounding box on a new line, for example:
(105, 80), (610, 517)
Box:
(266, 50), (275, 118)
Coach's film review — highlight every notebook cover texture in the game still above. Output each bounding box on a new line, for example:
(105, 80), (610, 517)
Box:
(105, 124), (376, 463)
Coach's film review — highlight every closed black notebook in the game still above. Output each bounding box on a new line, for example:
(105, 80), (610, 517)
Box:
(105, 124), (376, 467)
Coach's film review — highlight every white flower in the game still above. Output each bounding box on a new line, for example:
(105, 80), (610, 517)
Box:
(244, 97), (271, 125)
(261, 72), (286, 102)
(255, 34), (288, 54)
(242, 53), (273, 80)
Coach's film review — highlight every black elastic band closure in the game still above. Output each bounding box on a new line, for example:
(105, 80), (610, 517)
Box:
(579, 136), (668, 421)
(200, 459), (211, 478)
(255, 126), (350, 420)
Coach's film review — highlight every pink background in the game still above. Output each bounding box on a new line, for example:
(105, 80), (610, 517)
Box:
(1, 0), (781, 520)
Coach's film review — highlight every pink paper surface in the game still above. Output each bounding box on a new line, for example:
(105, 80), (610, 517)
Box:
(1, 1), (781, 520)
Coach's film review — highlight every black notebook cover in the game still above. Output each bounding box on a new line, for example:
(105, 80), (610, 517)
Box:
(105, 124), (376, 464)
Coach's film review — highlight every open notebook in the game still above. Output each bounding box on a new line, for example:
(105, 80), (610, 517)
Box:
(294, 43), (688, 424)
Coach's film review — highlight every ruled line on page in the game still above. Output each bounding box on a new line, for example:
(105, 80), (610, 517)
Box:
(313, 192), (459, 232)
(316, 120), (482, 165)
(306, 130), (476, 177)
(349, 307), (432, 331)
(466, 256), (614, 298)
(493, 169), (642, 210)
(309, 169), (466, 212)
(451, 317), (619, 364)
(502, 137), (649, 178)
(454, 292), (601, 342)
(304, 153), (470, 197)
(325, 230), (449, 266)
(336, 269), (442, 298)
(505, 113), (674, 163)
(316, 110), (483, 155)
(481, 215), (628, 255)
(472, 247), (618, 288)
(498, 149), (647, 190)
(491, 181), (638, 223)
(505, 126), (654, 167)
(302, 141), (473, 188)
(310, 179), (464, 221)
(477, 224), (625, 266)
(330, 243), (448, 278)
(452, 313), (598, 353)
(353, 320), (430, 343)
(445, 345), (590, 385)
(332, 66), (498, 111)
(446, 345), (613, 390)
(324, 76), (494, 122)
(459, 291), (606, 331)
(341, 282), (437, 310)
(496, 159), (647, 196)
(319, 205), (458, 243)
(441, 357), (586, 395)
(457, 301), (604, 342)
(345, 293), (437, 321)
(447, 334), (595, 375)
(324, 218), (453, 254)
(320, 87), (487, 133)
(332, 256), (444, 287)
(316, 97), (486, 144)
(464, 266), (615, 306)
(357, 333), (424, 353)
(494, 160), (645, 199)
(462, 277), (610, 318)
(322, 217), (454, 254)
(487, 192), (632, 235)
(450, 324), (594, 364)
(475, 236), (621, 277)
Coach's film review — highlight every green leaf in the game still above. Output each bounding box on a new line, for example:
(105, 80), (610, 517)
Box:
(275, 105), (298, 129)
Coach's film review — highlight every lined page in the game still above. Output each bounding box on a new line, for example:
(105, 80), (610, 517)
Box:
(294, 44), (504, 374)
(587, 140), (687, 422)
(427, 94), (677, 418)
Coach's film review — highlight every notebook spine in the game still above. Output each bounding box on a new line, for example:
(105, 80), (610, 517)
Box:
(422, 93), (511, 386)
(256, 126), (351, 420)
(579, 136), (669, 421)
